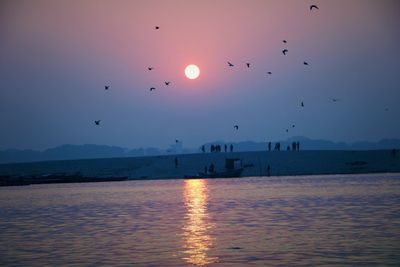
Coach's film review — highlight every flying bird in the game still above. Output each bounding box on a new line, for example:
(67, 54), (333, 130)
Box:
(175, 139), (179, 143)
(303, 61), (309, 66)
(234, 125), (239, 130)
(94, 120), (101, 125)
(228, 62), (234, 67)
(155, 26), (159, 29)
(267, 71), (272, 75)
(150, 87), (156, 91)
(332, 98), (339, 102)
(301, 102), (304, 107)
(310, 5), (319, 10)
(292, 124), (295, 128)
(105, 85), (110, 90)
(148, 67), (154, 71)
(283, 40), (287, 43)
(246, 63), (251, 68)
(282, 49), (288, 55)
(165, 81), (170, 86)
(286, 129), (289, 133)
(384, 108), (389, 111)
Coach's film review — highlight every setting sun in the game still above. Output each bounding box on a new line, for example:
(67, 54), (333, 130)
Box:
(185, 64), (200, 79)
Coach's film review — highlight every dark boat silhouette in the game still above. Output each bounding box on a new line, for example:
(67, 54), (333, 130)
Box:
(196, 168), (244, 178)
(185, 158), (244, 179)
(0, 173), (128, 186)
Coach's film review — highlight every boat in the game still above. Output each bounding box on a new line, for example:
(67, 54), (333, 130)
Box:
(0, 173), (128, 186)
(198, 168), (244, 178)
(184, 158), (244, 179)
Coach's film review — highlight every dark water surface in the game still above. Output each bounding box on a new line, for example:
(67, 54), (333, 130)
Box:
(1, 173), (399, 266)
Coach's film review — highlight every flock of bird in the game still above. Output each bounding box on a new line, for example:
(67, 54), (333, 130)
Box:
(93, 4), (345, 139)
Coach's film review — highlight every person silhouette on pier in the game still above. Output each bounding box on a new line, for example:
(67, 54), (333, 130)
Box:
(267, 164), (271, 177)
(224, 144), (227, 152)
(268, 142), (271, 151)
(274, 143), (281, 151)
(201, 145), (205, 153)
(292, 142), (296, 151)
(174, 157), (178, 168)
(230, 144), (233, 152)
(208, 163), (215, 173)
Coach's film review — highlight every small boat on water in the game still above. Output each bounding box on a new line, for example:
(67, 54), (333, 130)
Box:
(185, 158), (244, 179)
(198, 168), (244, 178)
(0, 173), (128, 186)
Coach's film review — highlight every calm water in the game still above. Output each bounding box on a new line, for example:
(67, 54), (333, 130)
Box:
(0, 173), (399, 266)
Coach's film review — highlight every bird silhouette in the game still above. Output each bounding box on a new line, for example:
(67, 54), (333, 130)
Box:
(267, 71), (272, 75)
(234, 125), (239, 130)
(301, 102), (304, 107)
(228, 62), (234, 67)
(94, 120), (101, 125)
(246, 63), (250, 68)
(283, 40), (287, 43)
(292, 124), (295, 128)
(286, 129), (289, 132)
(310, 5), (319, 10)
(332, 98), (339, 102)
(105, 85), (110, 90)
(150, 87), (156, 91)
(282, 49), (288, 55)
(165, 81), (170, 86)
(155, 26), (159, 29)
(148, 67), (153, 71)
(303, 61), (309, 66)
(384, 108), (389, 111)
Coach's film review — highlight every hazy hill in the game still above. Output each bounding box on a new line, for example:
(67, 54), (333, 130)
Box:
(0, 137), (399, 164)
(43, 145), (126, 161)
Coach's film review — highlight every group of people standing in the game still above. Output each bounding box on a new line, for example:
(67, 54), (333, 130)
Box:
(268, 141), (300, 151)
(200, 142), (301, 153)
(204, 163), (215, 174)
(202, 144), (234, 153)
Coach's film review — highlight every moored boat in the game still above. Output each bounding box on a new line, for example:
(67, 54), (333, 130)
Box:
(184, 158), (244, 179)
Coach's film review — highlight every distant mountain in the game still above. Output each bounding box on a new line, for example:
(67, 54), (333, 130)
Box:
(43, 144), (126, 161)
(1, 137), (399, 164)
(0, 149), (42, 164)
(0, 144), (181, 164)
(286, 137), (400, 151)
(0, 145), (126, 164)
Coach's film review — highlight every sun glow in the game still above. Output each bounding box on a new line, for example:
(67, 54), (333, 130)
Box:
(185, 64), (200, 79)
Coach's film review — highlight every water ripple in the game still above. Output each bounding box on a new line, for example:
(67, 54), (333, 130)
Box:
(0, 174), (399, 266)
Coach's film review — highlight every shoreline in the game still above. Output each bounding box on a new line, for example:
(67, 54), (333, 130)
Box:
(0, 150), (399, 186)
(1, 171), (399, 188)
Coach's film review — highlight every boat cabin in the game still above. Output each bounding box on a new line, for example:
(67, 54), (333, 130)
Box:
(225, 158), (242, 170)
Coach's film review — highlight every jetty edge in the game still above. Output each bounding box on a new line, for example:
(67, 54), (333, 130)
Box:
(0, 150), (399, 186)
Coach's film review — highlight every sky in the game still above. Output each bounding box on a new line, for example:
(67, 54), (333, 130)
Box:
(0, 0), (399, 150)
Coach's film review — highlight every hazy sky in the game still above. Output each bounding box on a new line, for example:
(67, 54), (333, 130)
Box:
(1, 0), (399, 150)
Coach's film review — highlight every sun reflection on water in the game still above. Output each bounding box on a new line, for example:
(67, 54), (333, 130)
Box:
(182, 179), (217, 266)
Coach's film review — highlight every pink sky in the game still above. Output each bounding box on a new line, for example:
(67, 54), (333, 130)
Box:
(0, 0), (399, 149)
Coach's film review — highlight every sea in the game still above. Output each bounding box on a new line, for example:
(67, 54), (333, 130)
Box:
(0, 173), (399, 266)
